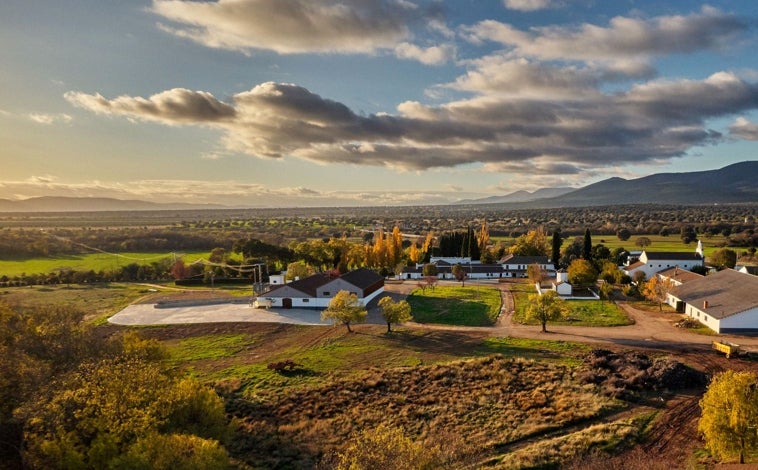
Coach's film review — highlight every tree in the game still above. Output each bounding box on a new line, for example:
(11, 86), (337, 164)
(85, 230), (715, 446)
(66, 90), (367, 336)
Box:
(599, 281), (614, 303)
(525, 291), (568, 333)
(422, 263), (438, 277)
(285, 261), (313, 280)
(699, 370), (758, 464)
(452, 263), (467, 286)
(378, 297), (412, 333)
(551, 229), (562, 268)
(635, 236), (652, 248)
(477, 222), (490, 260)
(709, 248), (737, 270)
(642, 276), (675, 311)
(321, 290), (367, 333)
(510, 227), (549, 257)
(582, 229), (592, 260)
(567, 259), (598, 287)
(616, 228), (631, 241)
(19, 358), (231, 470)
(527, 263), (546, 284)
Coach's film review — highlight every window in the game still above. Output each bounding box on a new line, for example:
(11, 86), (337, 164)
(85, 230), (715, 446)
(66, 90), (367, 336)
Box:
(323, 291), (330, 296)
(302, 298), (309, 303)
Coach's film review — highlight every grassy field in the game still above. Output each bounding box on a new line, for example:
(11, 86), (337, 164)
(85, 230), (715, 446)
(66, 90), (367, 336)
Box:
(147, 323), (633, 468)
(0, 283), (151, 322)
(510, 282), (633, 327)
(406, 285), (502, 326)
(0, 250), (214, 277)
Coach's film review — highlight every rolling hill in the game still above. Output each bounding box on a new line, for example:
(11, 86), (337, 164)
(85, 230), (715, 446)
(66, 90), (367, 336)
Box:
(461, 161), (758, 207)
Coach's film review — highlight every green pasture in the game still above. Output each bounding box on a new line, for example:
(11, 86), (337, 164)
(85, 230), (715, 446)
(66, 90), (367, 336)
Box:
(406, 285), (502, 326)
(511, 284), (632, 327)
(492, 233), (731, 257)
(580, 234), (728, 257)
(0, 250), (213, 277)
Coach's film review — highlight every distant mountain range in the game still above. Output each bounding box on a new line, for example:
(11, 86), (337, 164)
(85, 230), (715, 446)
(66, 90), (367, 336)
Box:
(0, 162), (756, 212)
(456, 187), (575, 205)
(458, 161), (758, 207)
(0, 196), (225, 213)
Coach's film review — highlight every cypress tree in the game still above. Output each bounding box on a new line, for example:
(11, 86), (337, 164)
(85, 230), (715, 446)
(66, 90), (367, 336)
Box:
(582, 228), (592, 260)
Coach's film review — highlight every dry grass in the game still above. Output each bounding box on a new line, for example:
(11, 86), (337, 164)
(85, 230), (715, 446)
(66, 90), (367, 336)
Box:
(227, 356), (620, 468)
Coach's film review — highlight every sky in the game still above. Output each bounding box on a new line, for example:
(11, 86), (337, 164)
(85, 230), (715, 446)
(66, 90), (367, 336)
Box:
(1, 0), (758, 208)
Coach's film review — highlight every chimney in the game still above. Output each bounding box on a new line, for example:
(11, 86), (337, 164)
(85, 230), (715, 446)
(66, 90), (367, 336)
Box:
(703, 300), (709, 309)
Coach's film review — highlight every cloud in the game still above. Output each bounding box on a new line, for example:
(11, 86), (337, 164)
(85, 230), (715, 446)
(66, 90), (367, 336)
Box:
(151, 0), (419, 55)
(394, 42), (455, 65)
(503, 0), (556, 12)
(67, 70), (758, 173)
(729, 117), (758, 140)
(28, 113), (73, 125)
(64, 88), (235, 125)
(0, 177), (462, 207)
(463, 6), (746, 67)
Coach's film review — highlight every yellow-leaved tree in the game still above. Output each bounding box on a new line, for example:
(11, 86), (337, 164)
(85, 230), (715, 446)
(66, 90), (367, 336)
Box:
(321, 290), (368, 333)
(524, 290), (568, 333)
(699, 370), (758, 464)
(378, 296), (412, 333)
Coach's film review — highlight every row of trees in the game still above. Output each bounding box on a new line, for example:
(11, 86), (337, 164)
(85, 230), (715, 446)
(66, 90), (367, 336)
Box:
(321, 291), (412, 334)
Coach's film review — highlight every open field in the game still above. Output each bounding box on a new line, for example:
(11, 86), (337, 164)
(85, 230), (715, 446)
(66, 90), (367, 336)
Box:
(0, 250), (214, 278)
(0, 283), (151, 321)
(137, 321), (733, 469)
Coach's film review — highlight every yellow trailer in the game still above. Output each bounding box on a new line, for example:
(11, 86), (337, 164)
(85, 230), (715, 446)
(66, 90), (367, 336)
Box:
(712, 341), (740, 358)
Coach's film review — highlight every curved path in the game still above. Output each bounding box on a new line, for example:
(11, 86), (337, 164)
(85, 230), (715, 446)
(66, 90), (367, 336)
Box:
(109, 280), (758, 352)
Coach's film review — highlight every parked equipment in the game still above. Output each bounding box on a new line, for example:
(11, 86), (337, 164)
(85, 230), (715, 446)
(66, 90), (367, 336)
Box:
(712, 340), (740, 358)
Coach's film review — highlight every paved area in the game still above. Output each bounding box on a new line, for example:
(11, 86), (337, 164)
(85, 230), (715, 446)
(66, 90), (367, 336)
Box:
(109, 301), (386, 326)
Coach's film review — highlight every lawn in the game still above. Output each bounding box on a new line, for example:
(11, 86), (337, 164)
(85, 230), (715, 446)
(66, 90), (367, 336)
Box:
(406, 285), (502, 326)
(511, 285), (633, 327)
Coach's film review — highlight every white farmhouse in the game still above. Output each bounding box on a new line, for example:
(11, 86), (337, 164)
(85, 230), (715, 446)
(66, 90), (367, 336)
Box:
(623, 250), (703, 280)
(500, 255), (555, 278)
(260, 268), (384, 309)
(667, 269), (758, 334)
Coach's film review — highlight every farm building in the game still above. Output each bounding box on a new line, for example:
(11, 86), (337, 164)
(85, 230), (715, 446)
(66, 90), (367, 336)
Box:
(500, 255), (555, 278)
(655, 266), (704, 286)
(260, 268), (384, 309)
(623, 250), (703, 280)
(400, 260), (506, 280)
(667, 269), (758, 334)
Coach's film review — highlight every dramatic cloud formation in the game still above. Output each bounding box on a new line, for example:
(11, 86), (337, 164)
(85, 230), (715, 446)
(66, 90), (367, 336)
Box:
(66, 71), (758, 174)
(62, 6), (758, 186)
(151, 0), (421, 54)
